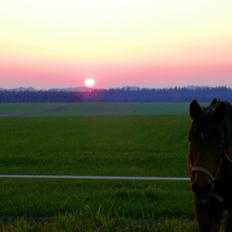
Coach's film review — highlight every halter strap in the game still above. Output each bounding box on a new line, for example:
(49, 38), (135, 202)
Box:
(211, 194), (224, 203)
(191, 153), (224, 183)
(192, 166), (215, 183)
(225, 152), (232, 163)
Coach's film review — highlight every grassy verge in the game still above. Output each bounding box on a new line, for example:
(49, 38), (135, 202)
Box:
(0, 178), (197, 231)
(0, 179), (193, 218)
(0, 214), (198, 232)
(0, 179), (196, 230)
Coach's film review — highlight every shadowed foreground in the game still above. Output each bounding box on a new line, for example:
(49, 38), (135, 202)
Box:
(0, 214), (198, 232)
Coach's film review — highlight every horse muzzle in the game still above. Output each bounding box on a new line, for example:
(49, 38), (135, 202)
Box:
(192, 181), (212, 199)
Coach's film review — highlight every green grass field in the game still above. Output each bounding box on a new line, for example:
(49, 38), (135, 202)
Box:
(0, 179), (195, 231)
(0, 103), (189, 116)
(0, 179), (192, 218)
(0, 115), (189, 176)
(0, 103), (197, 231)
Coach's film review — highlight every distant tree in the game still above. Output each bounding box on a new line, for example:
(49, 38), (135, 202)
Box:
(1, 87), (232, 103)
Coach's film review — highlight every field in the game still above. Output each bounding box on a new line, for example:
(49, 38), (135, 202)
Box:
(0, 103), (189, 116)
(0, 103), (200, 231)
(0, 115), (189, 176)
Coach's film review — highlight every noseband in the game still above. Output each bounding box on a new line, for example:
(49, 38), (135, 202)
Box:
(191, 155), (223, 184)
(191, 150), (232, 184)
(192, 156), (223, 185)
(191, 166), (216, 183)
(191, 150), (232, 202)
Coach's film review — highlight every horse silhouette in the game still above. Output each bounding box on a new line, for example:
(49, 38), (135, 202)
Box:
(188, 99), (232, 232)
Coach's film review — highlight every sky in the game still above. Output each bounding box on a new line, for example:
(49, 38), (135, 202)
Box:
(0, 0), (232, 89)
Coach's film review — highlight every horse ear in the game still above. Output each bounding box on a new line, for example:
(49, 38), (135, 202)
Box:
(190, 100), (201, 120)
(212, 102), (226, 123)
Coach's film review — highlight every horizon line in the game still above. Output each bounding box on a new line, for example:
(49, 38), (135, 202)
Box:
(0, 85), (231, 91)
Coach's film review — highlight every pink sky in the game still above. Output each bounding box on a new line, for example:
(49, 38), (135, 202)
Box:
(1, 59), (232, 89)
(1, 1), (232, 89)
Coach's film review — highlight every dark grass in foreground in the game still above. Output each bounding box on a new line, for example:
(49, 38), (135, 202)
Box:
(0, 180), (192, 218)
(0, 180), (196, 231)
(0, 214), (198, 232)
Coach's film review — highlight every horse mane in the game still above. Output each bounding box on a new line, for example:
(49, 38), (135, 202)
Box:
(202, 99), (232, 148)
(210, 98), (221, 107)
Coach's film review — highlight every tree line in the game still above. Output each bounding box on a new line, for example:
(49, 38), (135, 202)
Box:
(0, 87), (232, 103)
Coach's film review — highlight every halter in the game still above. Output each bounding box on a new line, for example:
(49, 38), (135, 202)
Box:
(225, 152), (232, 163)
(191, 147), (232, 183)
(191, 150), (232, 202)
(191, 155), (223, 184)
(191, 166), (216, 183)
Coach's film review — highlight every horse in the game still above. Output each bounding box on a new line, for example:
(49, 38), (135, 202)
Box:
(188, 99), (232, 232)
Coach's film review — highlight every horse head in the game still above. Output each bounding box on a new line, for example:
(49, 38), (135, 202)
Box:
(188, 99), (226, 199)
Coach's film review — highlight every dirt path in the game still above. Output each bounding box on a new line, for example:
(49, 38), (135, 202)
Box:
(0, 105), (72, 116)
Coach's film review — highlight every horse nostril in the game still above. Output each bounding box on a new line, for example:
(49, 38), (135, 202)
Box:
(192, 182), (212, 199)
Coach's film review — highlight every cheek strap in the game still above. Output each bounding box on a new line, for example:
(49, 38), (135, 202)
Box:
(225, 152), (232, 163)
(192, 166), (215, 183)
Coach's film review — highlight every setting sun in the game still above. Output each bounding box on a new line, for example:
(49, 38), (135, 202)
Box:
(0, 1), (232, 88)
(84, 78), (96, 88)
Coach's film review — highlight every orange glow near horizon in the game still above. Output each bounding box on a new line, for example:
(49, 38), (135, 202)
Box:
(0, 0), (232, 88)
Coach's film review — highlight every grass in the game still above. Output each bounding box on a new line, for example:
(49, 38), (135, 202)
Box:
(50, 103), (189, 116)
(0, 215), (198, 232)
(0, 103), (189, 116)
(0, 115), (189, 176)
(0, 179), (193, 217)
(0, 179), (196, 231)
(0, 111), (195, 230)
(0, 103), (67, 114)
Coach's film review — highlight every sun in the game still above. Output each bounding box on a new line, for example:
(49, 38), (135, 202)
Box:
(84, 78), (96, 88)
